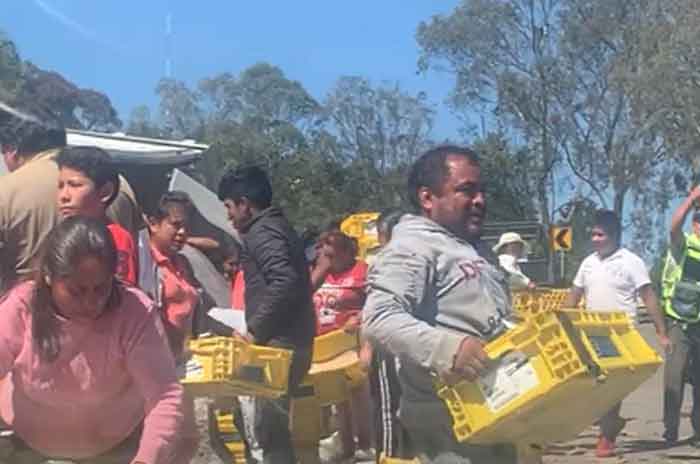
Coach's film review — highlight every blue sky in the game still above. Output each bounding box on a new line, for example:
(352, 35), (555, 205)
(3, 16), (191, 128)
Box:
(2, 0), (463, 138)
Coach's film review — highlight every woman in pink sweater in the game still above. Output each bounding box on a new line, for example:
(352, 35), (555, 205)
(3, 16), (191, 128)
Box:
(0, 216), (195, 464)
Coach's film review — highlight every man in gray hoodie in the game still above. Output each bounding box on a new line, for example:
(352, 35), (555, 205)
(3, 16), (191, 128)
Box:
(363, 145), (515, 463)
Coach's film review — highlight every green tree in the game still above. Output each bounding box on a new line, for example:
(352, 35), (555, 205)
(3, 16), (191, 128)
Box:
(126, 105), (162, 138)
(0, 32), (22, 101)
(322, 76), (434, 210)
(156, 78), (204, 139)
(472, 132), (538, 221)
(417, 0), (564, 230)
(17, 62), (121, 131)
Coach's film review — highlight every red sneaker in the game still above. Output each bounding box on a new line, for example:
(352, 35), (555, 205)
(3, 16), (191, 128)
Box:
(595, 436), (616, 458)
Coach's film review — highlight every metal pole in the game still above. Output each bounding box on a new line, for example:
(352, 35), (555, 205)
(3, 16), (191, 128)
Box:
(560, 250), (565, 284)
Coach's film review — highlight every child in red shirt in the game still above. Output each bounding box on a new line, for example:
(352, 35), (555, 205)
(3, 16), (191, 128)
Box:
(313, 230), (374, 461)
(313, 245), (368, 335)
(56, 146), (138, 285)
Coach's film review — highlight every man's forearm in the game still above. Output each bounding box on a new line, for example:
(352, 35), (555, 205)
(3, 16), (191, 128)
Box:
(564, 287), (583, 309)
(641, 288), (666, 337)
(671, 194), (697, 246)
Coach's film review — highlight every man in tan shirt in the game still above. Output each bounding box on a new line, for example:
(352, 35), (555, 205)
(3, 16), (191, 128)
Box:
(0, 104), (66, 291)
(0, 104), (142, 291)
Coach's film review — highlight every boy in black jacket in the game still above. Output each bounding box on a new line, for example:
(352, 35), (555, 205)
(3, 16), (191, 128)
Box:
(218, 165), (315, 464)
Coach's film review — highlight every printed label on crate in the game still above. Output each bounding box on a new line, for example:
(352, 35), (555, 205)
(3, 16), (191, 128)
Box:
(477, 351), (539, 412)
(185, 357), (204, 380)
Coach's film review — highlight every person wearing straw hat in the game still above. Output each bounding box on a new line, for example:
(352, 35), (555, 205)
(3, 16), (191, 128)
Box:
(494, 232), (535, 290)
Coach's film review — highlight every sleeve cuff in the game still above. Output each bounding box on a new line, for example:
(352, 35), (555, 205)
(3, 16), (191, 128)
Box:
(428, 331), (466, 376)
(132, 438), (166, 464)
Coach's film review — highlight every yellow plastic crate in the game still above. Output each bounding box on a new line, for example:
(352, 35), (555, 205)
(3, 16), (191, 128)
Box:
(436, 310), (661, 446)
(340, 212), (380, 260)
(183, 337), (293, 398)
(512, 288), (579, 318)
(379, 454), (420, 464)
(307, 329), (367, 401)
(312, 329), (360, 363)
(560, 309), (662, 428)
(208, 408), (247, 464)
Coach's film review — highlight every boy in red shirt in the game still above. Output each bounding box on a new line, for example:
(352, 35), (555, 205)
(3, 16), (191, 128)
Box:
(56, 146), (138, 285)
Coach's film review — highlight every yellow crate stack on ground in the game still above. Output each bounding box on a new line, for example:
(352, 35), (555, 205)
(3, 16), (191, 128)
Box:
(185, 330), (367, 463)
(295, 329), (367, 463)
(436, 309), (661, 448)
(207, 406), (247, 464)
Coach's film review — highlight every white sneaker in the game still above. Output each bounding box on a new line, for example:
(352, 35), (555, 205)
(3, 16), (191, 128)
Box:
(354, 448), (376, 462)
(319, 432), (345, 463)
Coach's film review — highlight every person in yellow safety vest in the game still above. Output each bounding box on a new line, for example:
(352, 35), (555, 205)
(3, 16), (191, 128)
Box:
(663, 186), (700, 445)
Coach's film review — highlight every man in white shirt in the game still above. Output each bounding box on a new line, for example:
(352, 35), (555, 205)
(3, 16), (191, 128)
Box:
(565, 209), (669, 458)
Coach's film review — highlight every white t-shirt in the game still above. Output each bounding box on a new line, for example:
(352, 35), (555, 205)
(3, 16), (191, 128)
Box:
(573, 248), (651, 316)
(498, 253), (531, 290)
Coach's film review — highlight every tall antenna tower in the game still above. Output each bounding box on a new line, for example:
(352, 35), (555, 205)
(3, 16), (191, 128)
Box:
(165, 11), (173, 78)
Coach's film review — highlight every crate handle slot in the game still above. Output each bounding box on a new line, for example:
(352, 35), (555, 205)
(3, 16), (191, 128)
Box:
(555, 312), (605, 382)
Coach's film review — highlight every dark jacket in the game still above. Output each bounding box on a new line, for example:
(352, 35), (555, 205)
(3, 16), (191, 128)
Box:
(240, 207), (316, 349)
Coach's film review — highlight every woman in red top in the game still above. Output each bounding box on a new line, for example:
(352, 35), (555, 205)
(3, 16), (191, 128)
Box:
(146, 191), (200, 360)
(313, 230), (374, 461)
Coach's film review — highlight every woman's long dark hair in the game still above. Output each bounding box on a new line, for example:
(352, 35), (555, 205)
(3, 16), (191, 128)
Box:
(33, 216), (121, 362)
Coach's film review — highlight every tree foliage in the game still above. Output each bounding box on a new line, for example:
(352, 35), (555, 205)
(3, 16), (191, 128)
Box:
(0, 31), (121, 132)
(416, 0), (695, 259)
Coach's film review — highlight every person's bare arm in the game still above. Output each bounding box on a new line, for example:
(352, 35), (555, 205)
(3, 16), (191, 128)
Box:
(563, 286), (584, 309)
(639, 284), (672, 352)
(671, 186), (700, 250)
(186, 236), (220, 252)
(310, 247), (333, 292)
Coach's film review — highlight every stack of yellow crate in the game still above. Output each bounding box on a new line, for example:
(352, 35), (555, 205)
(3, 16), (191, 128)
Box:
(184, 329), (367, 464)
(512, 288), (578, 318)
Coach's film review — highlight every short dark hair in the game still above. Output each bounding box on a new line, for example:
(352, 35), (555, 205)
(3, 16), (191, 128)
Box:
(320, 230), (358, 257)
(151, 190), (194, 222)
(217, 165), (273, 209)
(56, 146), (120, 207)
(692, 210), (700, 223)
(376, 210), (404, 242)
(0, 102), (66, 157)
(593, 209), (622, 245)
(407, 145), (480, 209)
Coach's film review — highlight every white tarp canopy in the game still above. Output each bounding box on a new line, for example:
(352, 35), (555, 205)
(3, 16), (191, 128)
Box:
(66, 129), (208, 165)
(0, 130), (209, 176)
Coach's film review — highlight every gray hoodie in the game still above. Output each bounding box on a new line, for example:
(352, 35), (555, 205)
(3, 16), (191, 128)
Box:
(363, 214), (512, 403)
